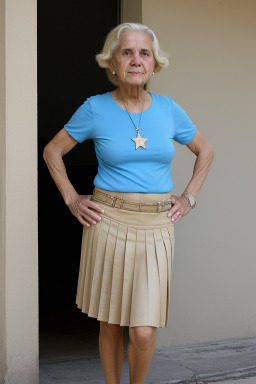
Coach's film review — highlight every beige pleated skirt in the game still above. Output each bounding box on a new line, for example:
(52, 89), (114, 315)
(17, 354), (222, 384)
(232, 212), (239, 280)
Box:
(75, 187), (175, 328)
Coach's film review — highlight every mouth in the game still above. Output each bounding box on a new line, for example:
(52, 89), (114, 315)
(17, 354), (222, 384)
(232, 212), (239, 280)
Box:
(128, 72), (144, 75)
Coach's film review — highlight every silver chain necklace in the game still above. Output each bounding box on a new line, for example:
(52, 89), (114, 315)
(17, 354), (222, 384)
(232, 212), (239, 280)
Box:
(119, 91), (148, 150)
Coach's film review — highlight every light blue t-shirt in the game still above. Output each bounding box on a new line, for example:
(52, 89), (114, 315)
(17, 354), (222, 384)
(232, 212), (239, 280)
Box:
(64, 92), (197, 193)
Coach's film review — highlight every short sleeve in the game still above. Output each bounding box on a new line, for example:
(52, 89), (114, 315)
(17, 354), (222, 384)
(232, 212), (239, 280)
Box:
(172, 100), (197, 145)
(63, 99), (94, 143)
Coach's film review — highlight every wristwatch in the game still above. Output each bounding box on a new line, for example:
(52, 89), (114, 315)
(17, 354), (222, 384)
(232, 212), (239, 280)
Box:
(182, 193), (196, 209)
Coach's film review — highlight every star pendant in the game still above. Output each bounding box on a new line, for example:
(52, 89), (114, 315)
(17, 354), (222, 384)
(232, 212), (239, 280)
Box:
(131, 130), (148, 150)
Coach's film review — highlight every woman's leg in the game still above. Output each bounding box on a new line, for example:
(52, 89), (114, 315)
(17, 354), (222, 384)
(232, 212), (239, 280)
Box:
(99, 321), (125, 384)
(127, 326), (157, 384)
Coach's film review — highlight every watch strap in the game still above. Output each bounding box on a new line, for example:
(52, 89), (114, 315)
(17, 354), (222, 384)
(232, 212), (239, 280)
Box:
(182, 193), (196, 209)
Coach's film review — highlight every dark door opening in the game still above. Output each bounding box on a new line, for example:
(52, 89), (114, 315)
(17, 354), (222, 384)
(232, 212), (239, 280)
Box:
(38, 0), (121, 356)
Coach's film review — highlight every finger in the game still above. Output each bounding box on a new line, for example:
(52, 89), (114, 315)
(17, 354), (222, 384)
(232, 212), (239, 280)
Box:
(167, 205), (180, 218)
(172, 214), (182, 224)
(80, 213), (98, 225)
(173, 210), (182, 223)
(172, 210), (182, 222)
(86, 199), (105, 213)
(167, 209), (181, 222)
(170, 196), (177, 205)
(168, 198), (181, 216)
(80, 206), (102, 222)
(77, 216), (90, 227)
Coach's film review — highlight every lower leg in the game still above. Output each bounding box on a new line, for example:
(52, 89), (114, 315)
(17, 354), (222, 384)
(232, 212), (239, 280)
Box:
(98, 321), (124, 384)
(127, 326), (157, 384)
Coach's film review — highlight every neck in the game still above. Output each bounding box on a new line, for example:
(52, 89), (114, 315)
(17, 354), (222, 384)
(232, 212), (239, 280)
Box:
(118, 84), (145, 104)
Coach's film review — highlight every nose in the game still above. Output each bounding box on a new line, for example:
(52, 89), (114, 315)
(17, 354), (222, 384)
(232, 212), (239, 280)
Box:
(131, 52), (141, 66)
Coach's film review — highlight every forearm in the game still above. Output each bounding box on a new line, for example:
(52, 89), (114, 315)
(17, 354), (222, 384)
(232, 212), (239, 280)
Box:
(43, 146), (79, 205)
(183, 144), (214, 198)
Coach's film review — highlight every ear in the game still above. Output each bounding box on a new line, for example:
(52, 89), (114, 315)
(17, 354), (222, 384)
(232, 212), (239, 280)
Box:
(106, 59), (117, 75)
(153, 57), (157, 70)
(106, 59), (113, 72)
(153, 57), (161, 73)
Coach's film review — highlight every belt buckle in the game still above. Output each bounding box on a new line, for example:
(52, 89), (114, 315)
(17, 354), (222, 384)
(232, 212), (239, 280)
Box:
(157, 201), (162, 214)
(119, 197), (124, 209)
(115, 197), (124, 209)
(111, 195), (117, 207)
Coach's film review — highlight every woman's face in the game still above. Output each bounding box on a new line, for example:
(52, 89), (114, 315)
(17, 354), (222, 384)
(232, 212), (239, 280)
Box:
(110, 30), (156, 88)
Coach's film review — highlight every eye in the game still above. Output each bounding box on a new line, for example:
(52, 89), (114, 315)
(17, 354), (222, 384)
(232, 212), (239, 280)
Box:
(141, 51), (150, 56)
(123, 50), (131, 56)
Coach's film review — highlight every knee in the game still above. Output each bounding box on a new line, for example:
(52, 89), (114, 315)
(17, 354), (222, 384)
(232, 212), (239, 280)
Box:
(100, 321), (124, 340)
(129, 326), (156, 350)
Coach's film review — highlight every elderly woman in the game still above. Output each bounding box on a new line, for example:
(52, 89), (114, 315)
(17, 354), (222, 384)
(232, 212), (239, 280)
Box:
(43, 22), (214, 384)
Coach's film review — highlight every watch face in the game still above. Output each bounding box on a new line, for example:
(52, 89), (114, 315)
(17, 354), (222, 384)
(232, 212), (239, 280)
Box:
(189, 196), (195, 206)
(188, 195), (195, 207)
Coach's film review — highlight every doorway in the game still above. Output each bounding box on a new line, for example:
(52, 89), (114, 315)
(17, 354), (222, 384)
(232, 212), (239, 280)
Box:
(38, 0), (121, 373)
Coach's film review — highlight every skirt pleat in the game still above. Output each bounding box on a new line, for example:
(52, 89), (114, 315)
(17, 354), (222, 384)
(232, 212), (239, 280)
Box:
(108, 223), (127, 324)
(130, 228), (149, 326)
(81, 222), (99, 313)
(76, 224), (94, 311)
(98, 219), (119, 320)
(120, 227), (136, 325)
(153, 229), (168, 326)
(160, 227), (174, 325)
(145, 229), (161, 325)
(88, 218), (110, 317)
(75, 227), (88, 306)
(75, 187), (175, 328)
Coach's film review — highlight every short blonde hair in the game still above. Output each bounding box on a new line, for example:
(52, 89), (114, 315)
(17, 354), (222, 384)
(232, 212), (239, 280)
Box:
(95, 22), (169, 86)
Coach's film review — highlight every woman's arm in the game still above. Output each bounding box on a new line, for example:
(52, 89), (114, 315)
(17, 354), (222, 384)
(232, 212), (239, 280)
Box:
(43, 128), (104, 226)
(168, 129), (215, 224)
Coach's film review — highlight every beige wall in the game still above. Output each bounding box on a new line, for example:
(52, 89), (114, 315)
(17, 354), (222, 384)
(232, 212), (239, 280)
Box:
(121, 0), (142, 23)
(0, 0), (38, 382)
(141, 0), (256, 347)
(0, 0), (7, 380)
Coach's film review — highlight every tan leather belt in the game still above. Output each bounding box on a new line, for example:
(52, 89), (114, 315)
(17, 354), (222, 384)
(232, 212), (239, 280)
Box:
(91, 189), (173, 213)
